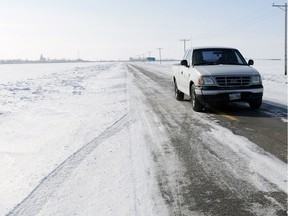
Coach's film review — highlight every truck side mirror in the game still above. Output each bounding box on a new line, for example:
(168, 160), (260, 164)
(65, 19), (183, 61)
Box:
(248, 59), (254, 65)
(180, 60), (189, 67)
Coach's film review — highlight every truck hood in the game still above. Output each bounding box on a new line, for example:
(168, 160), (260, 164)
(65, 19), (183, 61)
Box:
(195, 65), (260, 76)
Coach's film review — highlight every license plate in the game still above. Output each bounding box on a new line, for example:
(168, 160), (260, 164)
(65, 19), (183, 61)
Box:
(229, 93), (241, 101)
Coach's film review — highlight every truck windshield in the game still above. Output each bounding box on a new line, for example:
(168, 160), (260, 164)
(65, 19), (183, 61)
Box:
(192, 48), (248, 66)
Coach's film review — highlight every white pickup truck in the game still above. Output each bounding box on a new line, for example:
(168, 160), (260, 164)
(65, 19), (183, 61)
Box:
(172, 47), (263, 111)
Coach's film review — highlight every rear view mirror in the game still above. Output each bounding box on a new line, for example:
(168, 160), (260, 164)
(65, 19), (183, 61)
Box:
(248, 59), (254, 65)
(180, 60), (189, 67)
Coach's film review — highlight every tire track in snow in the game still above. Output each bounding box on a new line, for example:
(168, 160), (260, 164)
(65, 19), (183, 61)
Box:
(127, 64), (188, 215)
(7, 112), (132, 216)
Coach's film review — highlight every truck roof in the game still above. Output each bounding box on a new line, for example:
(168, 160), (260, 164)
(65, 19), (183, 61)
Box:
(190, 46), (237, 50)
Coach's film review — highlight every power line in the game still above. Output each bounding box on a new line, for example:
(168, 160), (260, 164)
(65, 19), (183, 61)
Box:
(213, 10), (278, 37)
(273, 3), (287, 75)
(218, 4), (272, 31)
(194, 3), (278, 41)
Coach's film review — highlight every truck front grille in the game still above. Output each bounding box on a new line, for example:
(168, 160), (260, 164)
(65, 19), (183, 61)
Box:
(215, 76), (251, 86)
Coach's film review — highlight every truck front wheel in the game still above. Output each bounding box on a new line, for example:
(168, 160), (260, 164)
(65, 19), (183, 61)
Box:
(249, 99), (262, 109)
(174, 81), (184, 101)
(190, 84), (203, 112)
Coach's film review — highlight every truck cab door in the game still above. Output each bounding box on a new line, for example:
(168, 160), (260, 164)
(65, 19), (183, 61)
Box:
(177, 60), (188, 93)
(179, 50), (192, 95)
(182, 66), (191, 95)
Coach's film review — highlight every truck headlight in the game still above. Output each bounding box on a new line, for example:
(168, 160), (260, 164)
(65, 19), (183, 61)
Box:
(198, 77), (215, 85)
(251, 75), (262, 84)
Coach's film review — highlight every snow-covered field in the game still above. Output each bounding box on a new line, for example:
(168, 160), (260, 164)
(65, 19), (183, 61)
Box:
(0, 60), (287, 215)
(253, 59), (287, 107)
(0, 63), (136, 215)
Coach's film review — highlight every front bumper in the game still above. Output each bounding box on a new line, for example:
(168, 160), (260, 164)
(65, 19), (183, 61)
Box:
(195, 85), (263, 105)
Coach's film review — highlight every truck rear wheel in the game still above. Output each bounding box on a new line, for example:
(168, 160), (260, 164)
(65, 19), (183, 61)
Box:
(191, 84), (203, 112)
(174, 81), (184, 101)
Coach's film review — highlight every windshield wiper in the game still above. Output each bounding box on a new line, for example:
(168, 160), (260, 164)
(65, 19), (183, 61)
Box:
(218, 62), (246, 65)
(193, 62), (219, 66)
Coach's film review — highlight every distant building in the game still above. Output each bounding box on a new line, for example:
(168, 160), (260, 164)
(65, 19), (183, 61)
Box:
(39, 54), (46, 62)
(147, 57), (156, 61)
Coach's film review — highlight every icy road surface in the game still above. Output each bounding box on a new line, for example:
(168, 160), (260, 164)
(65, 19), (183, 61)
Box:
(1, 62), (287, 216)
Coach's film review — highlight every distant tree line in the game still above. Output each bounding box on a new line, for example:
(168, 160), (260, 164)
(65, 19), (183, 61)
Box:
(0, 55), (90, 64)
(129, 57), (176, 62)
(0, 59), (90, 64)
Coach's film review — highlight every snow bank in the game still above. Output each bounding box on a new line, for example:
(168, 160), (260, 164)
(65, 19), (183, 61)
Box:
(0, 63), (129, 214)
(1, 62), (168, 216)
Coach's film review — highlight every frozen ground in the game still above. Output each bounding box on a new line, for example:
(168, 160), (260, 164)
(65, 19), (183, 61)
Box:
(253, 59), (287, 107)
(1, 62), (171, 215)
(0, 60), (287, 215)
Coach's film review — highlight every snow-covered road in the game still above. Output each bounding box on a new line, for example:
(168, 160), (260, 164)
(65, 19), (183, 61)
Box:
(1, 62), (287, 215)
(127, 63), (287, 215)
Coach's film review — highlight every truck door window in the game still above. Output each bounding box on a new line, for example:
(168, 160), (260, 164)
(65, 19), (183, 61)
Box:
(183, 50), (189, 61)
(187, 50), (192, 66)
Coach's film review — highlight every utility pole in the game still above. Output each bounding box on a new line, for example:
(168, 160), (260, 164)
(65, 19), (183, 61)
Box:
(273, 3), (287, 75)
(148, 51), (151, 57)
(179, 39), (190, 54)
(157, 48), (163, 64)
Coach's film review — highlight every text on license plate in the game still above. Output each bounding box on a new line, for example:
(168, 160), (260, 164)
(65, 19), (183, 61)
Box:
(229, 93), (241, 101)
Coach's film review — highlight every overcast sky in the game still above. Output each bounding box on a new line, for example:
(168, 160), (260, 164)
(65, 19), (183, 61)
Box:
(0, 0), (287, 60)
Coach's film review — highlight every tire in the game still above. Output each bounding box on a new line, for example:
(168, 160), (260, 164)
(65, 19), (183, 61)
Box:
(174, 81), (184, 101)
(249, 99), (262, 109)
(190, 84), (203, 112)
